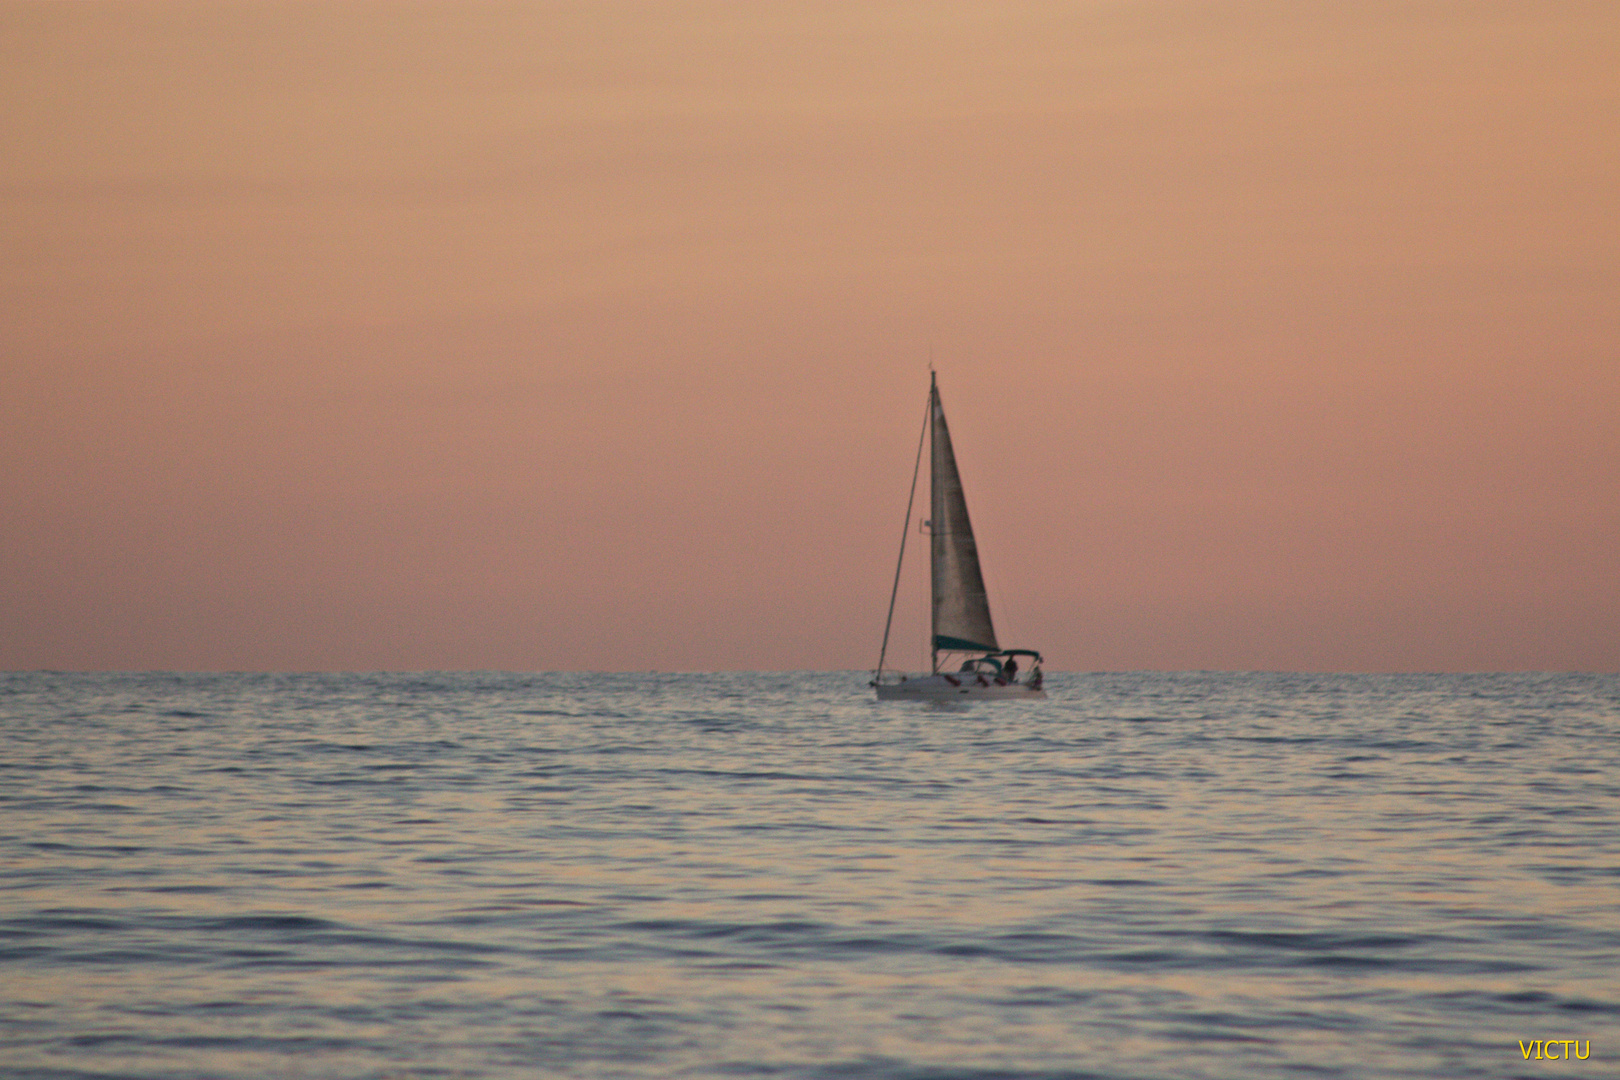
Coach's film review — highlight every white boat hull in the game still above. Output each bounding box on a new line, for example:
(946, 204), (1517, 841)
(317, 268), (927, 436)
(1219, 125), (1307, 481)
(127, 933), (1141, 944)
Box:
(875, 674), (1045, 700)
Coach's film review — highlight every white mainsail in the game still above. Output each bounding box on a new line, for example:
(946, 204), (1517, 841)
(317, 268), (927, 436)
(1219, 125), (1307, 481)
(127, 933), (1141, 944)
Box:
(929, 376), (999, 656)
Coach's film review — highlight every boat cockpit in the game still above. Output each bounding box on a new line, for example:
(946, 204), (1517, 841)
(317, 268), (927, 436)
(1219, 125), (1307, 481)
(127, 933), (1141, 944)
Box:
(951, 649), (1043, 686)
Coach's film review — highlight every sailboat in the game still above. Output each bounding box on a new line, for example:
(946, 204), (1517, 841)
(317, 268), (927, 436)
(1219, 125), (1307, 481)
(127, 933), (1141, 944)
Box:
(873, 373), (1045, 699)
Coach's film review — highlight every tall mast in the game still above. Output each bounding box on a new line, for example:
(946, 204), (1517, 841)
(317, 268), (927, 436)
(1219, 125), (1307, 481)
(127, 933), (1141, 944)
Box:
(929, 371), (939, 674)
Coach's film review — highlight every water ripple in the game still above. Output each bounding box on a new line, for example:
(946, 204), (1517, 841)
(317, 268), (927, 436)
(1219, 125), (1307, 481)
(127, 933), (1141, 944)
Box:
(1, 671), (1616, 1079)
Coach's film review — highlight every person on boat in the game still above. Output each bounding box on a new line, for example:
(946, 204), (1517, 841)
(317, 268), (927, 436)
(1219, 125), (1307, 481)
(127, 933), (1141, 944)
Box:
(1003, 656), (1018, 681)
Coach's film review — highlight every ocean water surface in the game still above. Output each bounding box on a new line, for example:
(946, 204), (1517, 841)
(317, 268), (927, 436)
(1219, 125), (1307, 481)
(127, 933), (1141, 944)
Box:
(1, 671), (1616, 1079)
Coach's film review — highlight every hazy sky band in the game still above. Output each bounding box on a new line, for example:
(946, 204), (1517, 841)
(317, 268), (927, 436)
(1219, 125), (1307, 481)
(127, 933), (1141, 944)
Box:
(3, 2), (1616, 670)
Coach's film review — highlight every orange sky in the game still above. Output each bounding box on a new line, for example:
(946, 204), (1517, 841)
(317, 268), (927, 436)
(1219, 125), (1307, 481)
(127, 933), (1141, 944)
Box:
(4, 1), (1617, 671)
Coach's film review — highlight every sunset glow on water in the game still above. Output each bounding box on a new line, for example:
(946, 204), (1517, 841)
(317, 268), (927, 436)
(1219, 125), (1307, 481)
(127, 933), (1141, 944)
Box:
(3, 672), (1615, 1077)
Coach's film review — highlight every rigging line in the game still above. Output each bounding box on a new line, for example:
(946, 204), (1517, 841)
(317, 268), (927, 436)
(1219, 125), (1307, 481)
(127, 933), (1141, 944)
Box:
(874, 389), (931, 682)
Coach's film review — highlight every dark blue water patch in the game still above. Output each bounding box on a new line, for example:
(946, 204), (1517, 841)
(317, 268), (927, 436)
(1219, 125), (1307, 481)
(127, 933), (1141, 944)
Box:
(3, 913), (128, 933)
(3, 1071), (201, 1080)
(197, 914), (335, 932)
(1164, 1024), (1278, 1044)
(1423, 989), (1620, 1017)
(435, 901), (594, 927)
(67, 1032), (367, 1053)
(0, 943), (53, 963)
(1201, 930), (1428, 953)
(986, 987), (1105, 1009)
(54, 947), (221, 966)
(786, 1061), (1117, 1080)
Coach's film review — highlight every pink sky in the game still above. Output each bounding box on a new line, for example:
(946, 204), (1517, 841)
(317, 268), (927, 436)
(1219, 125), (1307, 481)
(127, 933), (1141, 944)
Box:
(4, 2), (1617, 671)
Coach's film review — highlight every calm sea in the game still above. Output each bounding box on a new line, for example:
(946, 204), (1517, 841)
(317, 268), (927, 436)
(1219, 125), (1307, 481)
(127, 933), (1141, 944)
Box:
(1, 672), (1615, 1079)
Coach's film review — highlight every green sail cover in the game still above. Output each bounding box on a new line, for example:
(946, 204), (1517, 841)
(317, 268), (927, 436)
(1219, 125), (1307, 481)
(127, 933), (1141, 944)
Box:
(930, 379), (999, 655)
